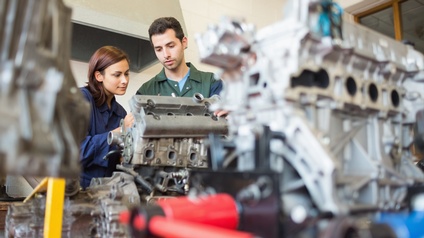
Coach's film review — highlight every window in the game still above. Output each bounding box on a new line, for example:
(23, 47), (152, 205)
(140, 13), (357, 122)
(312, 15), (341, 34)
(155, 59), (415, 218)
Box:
(355, 0), (424, 54)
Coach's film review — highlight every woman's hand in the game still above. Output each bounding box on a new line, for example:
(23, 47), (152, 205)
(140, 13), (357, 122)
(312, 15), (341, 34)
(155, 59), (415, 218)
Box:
(123, 113), (134, 129)
(111, 113), (134, 133)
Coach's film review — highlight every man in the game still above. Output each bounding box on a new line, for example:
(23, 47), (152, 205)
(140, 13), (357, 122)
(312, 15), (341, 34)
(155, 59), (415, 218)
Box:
(136, 17), (226, 116)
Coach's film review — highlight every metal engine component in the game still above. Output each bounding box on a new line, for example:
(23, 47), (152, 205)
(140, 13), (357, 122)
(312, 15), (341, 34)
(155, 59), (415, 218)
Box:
(195, 0), (424, 236)
(0, 0), (90, 177)
(119, 94), (227, 167)
(107, 94), (228, 197)
(6, 172), (139, 237)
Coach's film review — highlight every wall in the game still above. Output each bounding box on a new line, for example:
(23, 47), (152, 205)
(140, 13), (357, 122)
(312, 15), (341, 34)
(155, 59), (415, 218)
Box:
(336, 0), (365, 9)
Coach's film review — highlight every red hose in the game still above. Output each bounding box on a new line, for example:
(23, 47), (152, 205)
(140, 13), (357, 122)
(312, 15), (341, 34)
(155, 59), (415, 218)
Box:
(149, 216), (255, 238)
(156, 193), (239, 229)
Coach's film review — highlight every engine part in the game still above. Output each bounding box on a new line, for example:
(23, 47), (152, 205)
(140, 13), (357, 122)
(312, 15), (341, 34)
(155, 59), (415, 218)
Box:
(5, 195), (74, 238)
(0, 0), (90, 178)
(413, 109), (424, 154)
(6, 172), (139, 237)
(193, 0), (424, 237)
(112, 94), (228, 166)
(106, 94), (228, 199)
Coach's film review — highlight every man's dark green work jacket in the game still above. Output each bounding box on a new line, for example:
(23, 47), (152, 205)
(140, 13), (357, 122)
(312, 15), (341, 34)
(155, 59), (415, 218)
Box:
(136, 63), (222, 98)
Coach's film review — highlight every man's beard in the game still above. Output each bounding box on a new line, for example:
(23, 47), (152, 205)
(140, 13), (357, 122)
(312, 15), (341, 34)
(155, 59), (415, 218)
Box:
(163, 58), (181, 71)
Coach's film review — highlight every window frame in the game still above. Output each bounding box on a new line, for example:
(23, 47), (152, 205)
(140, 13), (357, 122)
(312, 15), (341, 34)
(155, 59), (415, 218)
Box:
(353, 0), (406, 41)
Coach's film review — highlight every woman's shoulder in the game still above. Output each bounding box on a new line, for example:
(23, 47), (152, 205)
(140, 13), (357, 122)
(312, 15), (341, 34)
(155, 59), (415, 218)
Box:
(80, 87), (93, 102)
(80, 86), (89, 95)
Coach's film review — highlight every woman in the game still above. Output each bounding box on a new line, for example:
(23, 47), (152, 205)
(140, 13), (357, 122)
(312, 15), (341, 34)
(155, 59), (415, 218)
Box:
(79, 46), (134, 189)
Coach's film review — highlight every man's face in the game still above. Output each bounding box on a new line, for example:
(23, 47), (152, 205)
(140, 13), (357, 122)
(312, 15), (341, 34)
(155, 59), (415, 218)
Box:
(151, 28), (187, 71)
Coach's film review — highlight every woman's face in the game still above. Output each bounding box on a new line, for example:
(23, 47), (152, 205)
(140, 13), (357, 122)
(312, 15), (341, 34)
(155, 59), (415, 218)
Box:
(95, 59), (130, 97)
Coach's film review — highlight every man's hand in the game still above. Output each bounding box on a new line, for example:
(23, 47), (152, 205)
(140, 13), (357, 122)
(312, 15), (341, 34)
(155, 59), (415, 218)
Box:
(214, 110), (229, 118)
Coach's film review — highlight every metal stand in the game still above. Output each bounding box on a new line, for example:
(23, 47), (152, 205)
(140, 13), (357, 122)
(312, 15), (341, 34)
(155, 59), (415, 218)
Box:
(24, 177), (65, 238)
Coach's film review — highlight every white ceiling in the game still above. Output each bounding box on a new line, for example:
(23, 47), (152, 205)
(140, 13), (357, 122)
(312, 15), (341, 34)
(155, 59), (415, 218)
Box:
(63, 0), (186, 40)
(358, 0), (424, 53)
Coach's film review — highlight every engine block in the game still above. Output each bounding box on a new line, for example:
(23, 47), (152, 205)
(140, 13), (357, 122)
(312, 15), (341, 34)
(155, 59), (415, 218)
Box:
(0, 0), (90, 177)
(195, 0), (424, 228)
(111, 94), (228, 168)
(106, 94), (228, 198)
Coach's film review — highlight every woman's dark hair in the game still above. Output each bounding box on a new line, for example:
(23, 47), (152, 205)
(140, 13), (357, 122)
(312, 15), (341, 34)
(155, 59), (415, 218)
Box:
(86, 46), (129, 107)
(148, 17), (185, 43)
